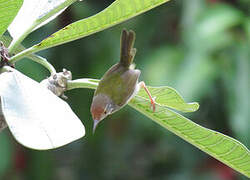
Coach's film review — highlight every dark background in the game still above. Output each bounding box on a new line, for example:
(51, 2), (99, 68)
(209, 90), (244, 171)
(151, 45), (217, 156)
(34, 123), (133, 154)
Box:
(0, 0), (249, 179)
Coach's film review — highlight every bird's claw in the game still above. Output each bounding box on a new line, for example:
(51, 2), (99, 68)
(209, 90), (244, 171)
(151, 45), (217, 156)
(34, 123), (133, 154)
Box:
(150, 96), (156, 112)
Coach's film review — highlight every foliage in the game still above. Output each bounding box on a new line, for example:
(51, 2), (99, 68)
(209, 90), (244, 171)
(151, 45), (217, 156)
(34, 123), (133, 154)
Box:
(69, 79), (250, 177)
(0, 0), (23, 36)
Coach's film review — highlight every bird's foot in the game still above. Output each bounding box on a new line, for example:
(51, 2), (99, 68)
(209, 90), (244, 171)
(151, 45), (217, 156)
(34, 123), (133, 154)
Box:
(139, 81), (156, 112)
(150, 96), (156, 112)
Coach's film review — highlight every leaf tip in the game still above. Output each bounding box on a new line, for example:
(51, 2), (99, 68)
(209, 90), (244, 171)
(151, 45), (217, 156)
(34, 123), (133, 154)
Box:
(188, 102), (200, 112)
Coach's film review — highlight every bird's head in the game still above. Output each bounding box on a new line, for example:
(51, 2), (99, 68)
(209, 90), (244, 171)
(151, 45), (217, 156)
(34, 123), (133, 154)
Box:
(90, 94), (114, 133)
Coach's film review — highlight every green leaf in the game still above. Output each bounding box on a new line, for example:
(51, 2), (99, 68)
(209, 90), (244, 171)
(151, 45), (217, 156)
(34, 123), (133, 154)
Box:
(0, 0), (23, 37)
(128, 95), (250, 178)
(8, 0), (77, 52)
(67, 79), (250, 177)
(11, 0), (171, 59)
(137, 86), (199, 112)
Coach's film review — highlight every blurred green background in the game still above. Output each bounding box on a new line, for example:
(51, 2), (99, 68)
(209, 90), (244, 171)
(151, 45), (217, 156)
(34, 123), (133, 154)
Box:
(0, 0), (249, 179)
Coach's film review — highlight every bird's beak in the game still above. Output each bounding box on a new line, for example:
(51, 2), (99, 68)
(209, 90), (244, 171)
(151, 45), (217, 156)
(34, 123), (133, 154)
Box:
(93, 119), (99, 134)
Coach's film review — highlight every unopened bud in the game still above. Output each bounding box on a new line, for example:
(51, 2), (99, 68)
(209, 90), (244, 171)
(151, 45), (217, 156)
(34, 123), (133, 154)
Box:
(40, 69), (72, 98)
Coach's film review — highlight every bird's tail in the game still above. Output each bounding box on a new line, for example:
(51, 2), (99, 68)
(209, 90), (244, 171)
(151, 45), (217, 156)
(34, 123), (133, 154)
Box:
(120, 29), (137, 67)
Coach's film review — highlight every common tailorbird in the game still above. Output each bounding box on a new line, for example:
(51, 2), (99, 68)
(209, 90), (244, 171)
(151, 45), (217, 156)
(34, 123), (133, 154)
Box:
(90, 29), (156, 133)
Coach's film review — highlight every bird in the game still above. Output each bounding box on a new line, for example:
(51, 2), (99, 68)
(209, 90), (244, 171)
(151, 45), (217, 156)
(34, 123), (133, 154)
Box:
(90, 29), (156, 133)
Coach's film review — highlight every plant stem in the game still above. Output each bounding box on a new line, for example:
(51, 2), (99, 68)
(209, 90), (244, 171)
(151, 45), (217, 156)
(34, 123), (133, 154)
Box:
(9, 46), (36, 64)
(8, 43), (56, 74)
(28, 55), (56, 74)
(67, 79), (99, 91)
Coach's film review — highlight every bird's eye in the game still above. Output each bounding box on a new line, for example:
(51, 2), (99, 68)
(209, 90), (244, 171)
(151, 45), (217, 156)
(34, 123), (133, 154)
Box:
(104, 110), (107, 114)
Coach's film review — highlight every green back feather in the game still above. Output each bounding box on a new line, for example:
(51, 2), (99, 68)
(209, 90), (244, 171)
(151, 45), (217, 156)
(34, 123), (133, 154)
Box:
(120, 29), (137, 67)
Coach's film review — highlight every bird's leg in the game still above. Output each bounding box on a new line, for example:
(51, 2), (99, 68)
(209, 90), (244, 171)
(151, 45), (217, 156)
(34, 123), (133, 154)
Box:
(138, 81), (156, 112)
